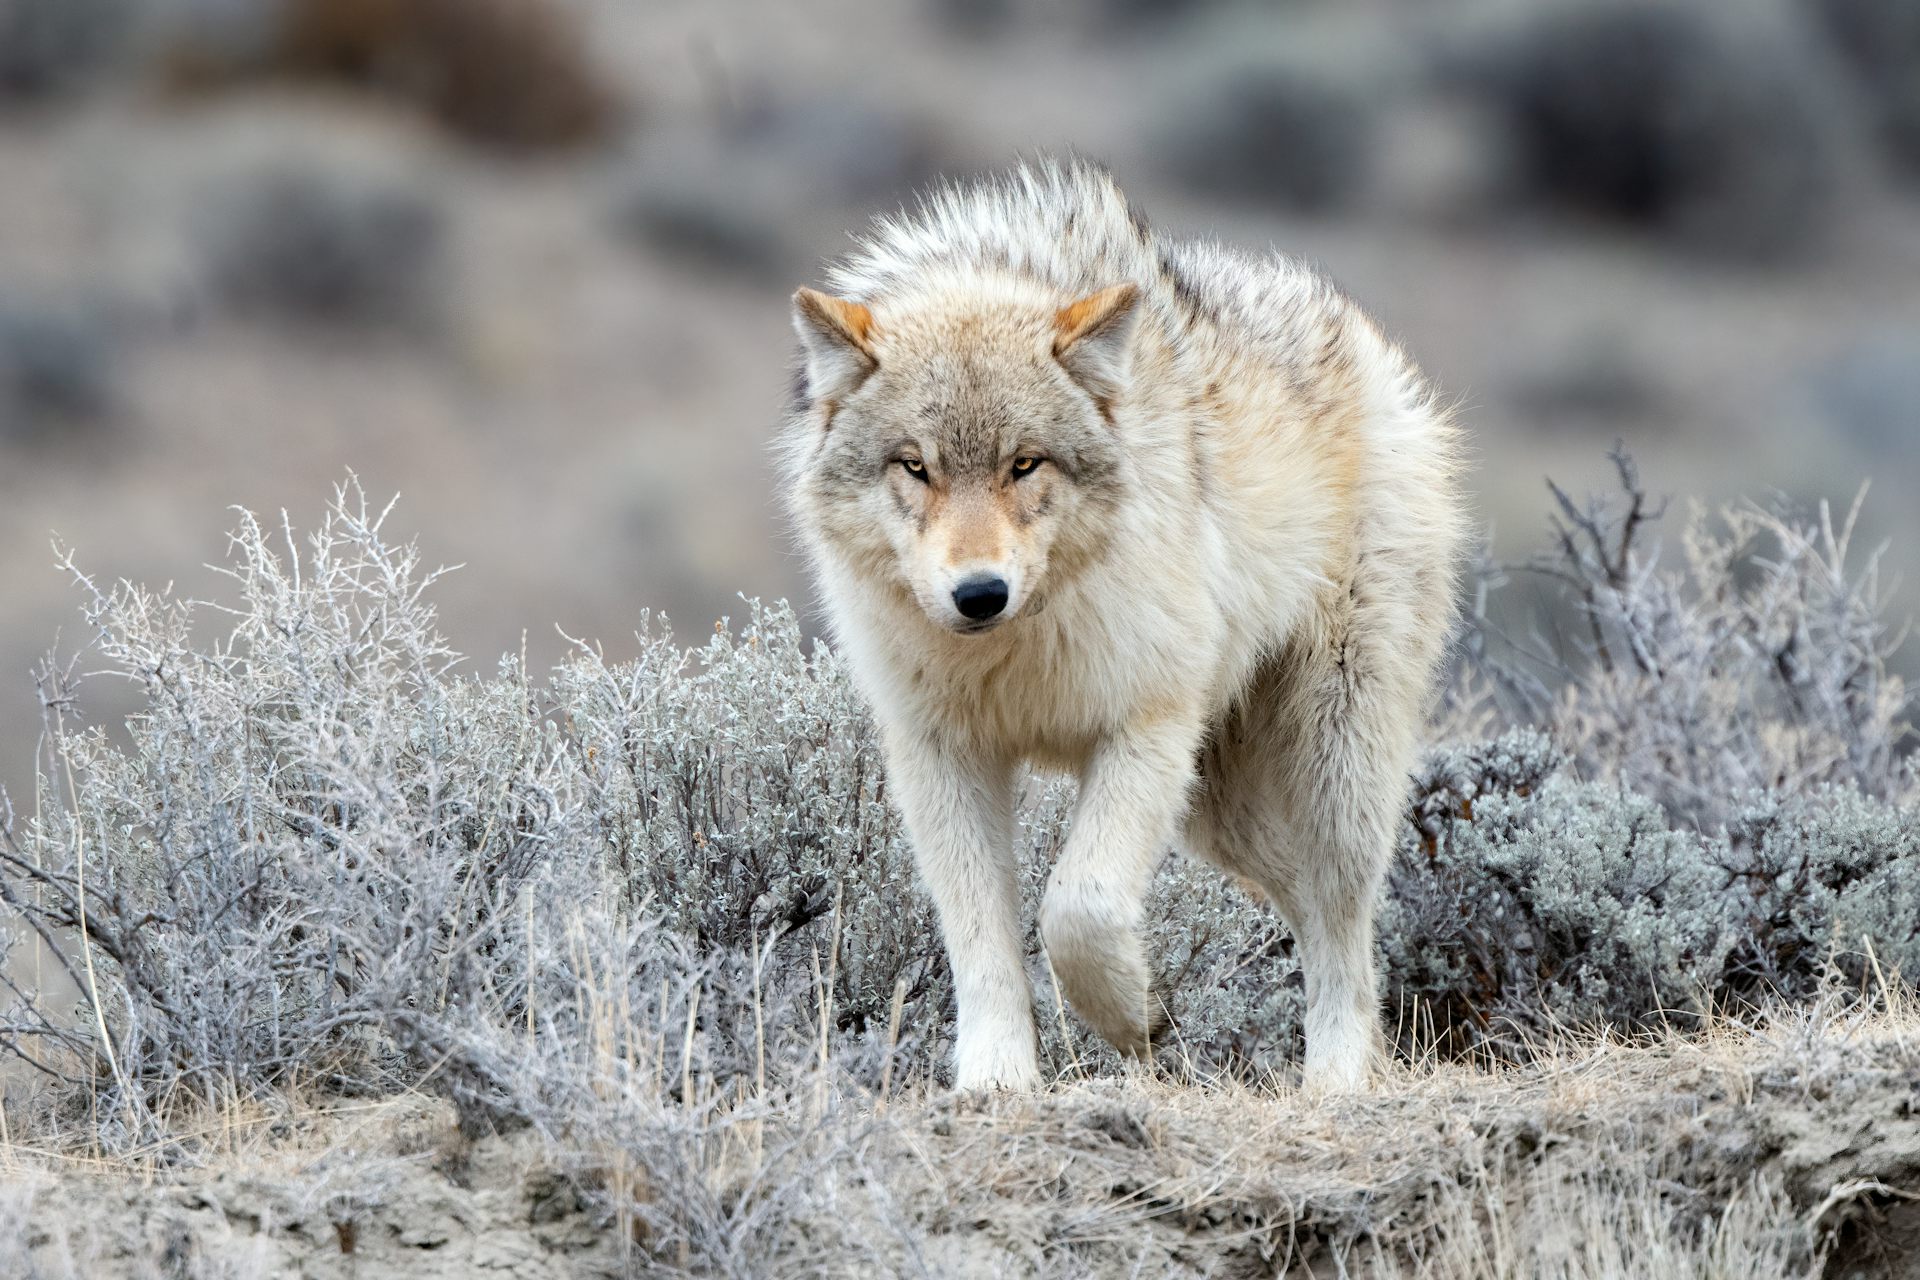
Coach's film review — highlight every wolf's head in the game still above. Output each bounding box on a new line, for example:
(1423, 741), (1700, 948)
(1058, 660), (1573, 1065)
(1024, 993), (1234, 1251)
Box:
(783, 275), (1138, 635)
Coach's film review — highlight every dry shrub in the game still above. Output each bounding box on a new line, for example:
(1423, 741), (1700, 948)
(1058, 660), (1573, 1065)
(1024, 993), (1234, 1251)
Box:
(1460, 445), (1913, 825)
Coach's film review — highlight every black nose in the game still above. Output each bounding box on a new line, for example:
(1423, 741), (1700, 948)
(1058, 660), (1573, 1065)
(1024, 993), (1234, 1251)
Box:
(952, 575), (1009, 621)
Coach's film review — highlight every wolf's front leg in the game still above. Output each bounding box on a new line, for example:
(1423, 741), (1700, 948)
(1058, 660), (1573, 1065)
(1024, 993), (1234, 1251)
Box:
(883, 731), (1039, 1091)
(1041, 715), (1203, 1057)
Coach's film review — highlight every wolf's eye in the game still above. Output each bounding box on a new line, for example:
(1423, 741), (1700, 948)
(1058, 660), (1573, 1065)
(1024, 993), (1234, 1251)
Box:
(1010, 456), (1041, 479)
(900, 458), (929, 482)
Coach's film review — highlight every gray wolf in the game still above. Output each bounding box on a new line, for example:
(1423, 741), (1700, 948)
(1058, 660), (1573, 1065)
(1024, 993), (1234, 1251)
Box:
(779, 160), (1466, 1091)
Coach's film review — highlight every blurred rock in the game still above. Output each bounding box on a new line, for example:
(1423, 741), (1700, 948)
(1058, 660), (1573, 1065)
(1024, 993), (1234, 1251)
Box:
(0, 299), (116, 444)
(0, 0), (132, 101)
(196, 163), (446, 329)
(1804, 0), (1920, 180)
(1454, 0), (1843, 261)
(613, 98), (954, 282)
(728, 96), (950, 205)
(1154, 48), (1379, 212)
(1509, 332), (1667, 432)
(615, 173), (797, 286)
(1804, 333), (1920, 458)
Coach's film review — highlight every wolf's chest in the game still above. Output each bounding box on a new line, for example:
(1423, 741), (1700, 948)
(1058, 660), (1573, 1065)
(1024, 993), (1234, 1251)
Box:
(890, 615), (1193, 769)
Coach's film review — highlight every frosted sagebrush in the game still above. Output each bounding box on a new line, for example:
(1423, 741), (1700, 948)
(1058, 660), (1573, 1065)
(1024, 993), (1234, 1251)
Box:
(0, 470), (1913, 1179)
(1386, 731), (1919, 1057)
(550, 611), (947, 1051)
(0, 490), (564, 1143)
(1388, 733), (1735, 1055)
(0, 487), (943, 1269)
(1718, 785), (1920, 996)
(1460, 446), (1914, 828)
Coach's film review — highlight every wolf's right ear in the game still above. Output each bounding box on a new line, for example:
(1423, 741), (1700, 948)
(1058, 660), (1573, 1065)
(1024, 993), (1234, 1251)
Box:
(792, 288), (877, 406)
(1053, 283), (1140, 412)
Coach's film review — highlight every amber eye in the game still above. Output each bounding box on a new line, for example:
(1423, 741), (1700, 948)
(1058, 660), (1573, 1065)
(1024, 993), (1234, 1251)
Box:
(1010, 456), (1042, 479)
(900, 458), (929, 482)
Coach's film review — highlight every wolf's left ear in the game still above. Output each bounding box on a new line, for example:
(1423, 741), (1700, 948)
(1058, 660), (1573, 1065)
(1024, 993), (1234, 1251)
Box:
(792, 287), (877, 405)
(1053, 283), (1140, 409)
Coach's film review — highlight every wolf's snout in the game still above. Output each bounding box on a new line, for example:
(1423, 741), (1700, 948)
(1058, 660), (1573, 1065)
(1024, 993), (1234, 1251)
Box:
(952, 575), (1010, 621)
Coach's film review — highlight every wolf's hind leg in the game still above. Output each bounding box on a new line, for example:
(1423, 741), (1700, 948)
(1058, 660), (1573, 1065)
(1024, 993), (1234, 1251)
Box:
(1190, 654), (1414, 1093)
(1191, 783), (1391, 1093)
(1041, 715), (1202, 1058)
(1281, 844), (1388, 1093)
(884, 731), (1038, 1091)
(1282, 665), (1426, 1092)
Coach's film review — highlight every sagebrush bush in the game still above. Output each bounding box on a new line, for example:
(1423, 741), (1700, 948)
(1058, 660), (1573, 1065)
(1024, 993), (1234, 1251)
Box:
(1386, 732), (1919, 1057)
(1458, 446), (1914, 827)
(0, 463), (1912, 1241)
(1719, 785), (1920, 996)
(550, 605), (950, 1056)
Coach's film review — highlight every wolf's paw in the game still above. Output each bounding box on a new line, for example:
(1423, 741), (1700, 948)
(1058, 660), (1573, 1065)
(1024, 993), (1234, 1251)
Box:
(1301, 1066), (1370, 1099)
(954, 1037), (1042, 1093)
(1040, 901), (1154, 1057)
(1300, 1043), (1377, 1097)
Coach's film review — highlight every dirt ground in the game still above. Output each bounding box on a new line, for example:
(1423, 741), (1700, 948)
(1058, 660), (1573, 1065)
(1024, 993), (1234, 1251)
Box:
(4, 1004), (1916, 1279)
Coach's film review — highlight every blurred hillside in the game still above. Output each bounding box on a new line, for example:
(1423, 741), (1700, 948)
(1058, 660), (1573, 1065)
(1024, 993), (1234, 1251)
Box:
(2, 0), (1917, 797)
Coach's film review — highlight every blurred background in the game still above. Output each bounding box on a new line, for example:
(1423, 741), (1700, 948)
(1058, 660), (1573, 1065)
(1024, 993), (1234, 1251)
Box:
(2, 0), (1917, 798)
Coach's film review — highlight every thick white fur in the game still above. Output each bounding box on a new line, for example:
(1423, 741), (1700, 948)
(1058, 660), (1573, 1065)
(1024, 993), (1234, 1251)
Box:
(780, 161), (1467, 1092)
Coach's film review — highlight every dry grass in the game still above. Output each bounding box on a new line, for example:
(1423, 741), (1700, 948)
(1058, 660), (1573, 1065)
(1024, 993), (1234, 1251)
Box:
(0, 991), (1913, 1278)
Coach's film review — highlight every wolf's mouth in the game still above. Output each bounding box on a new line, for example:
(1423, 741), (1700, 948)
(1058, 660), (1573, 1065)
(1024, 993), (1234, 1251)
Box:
(952, 617), (1006, 636)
